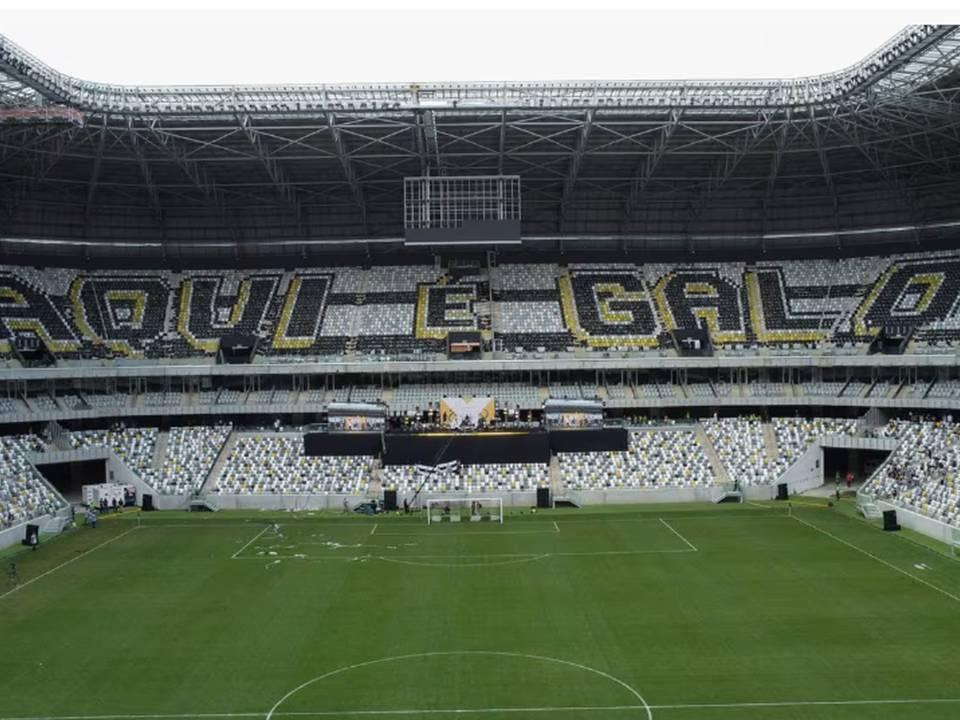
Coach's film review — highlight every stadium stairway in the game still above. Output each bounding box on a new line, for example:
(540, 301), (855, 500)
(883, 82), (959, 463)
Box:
(201, 430), (239, 494)
(152, 431), (169, 470)
(549, 456), (564, 497)
(368, 461), (382, 499)
(762, 423), (779, 463)
(694, 425), (732, 485)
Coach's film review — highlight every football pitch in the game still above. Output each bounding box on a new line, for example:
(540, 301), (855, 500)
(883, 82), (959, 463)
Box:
(2, 501), (960, 720)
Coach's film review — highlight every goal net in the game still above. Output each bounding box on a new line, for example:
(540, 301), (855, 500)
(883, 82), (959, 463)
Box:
(426, 497), (503, 524)
(952, 526), (960, 559)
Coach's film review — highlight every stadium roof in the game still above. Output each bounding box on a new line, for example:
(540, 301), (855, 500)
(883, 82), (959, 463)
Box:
(0, 24), (959, 263)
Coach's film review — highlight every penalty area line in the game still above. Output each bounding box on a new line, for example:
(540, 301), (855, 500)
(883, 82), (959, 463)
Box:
(659, 518), (698, 552)
(231, 526), (270, 560)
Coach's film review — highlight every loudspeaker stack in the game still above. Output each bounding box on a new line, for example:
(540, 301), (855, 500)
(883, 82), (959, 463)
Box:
(882, 509), (901, 532)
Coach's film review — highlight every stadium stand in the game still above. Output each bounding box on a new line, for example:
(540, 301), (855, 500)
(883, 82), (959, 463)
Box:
(141, 425), (232, 495)
(69, 427), (157, 474)
(214, 435), (373, 494)
(865, 419), (960, 526)
(703, 416), (856, 486)
(558, 429), (714, 490)
(2, 251), (960, 361)
(381, 462), (548, 493)
(0, 434), (62, 529)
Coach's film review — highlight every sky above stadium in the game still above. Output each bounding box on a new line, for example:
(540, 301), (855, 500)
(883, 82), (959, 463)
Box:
(0, 1), (949, 86)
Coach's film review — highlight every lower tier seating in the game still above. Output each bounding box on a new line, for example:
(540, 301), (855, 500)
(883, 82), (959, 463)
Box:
(559, 429), (714, 490)
(0, 435), (62, 529)
(214, 436), (373, 494)
(865, 420), (960, 526)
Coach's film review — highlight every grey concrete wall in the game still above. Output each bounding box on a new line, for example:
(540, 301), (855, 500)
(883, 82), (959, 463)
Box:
(874, 499), (958, 546)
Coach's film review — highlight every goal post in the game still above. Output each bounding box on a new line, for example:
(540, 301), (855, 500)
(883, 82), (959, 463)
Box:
(952, 526), (960, 559)
(426, 497), (504, 525)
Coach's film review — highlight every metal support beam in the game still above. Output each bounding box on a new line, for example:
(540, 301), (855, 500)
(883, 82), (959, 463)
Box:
(84, 115), (108, 220)
(687, 111), (777, 223)
(498, 110), (507, 175)
(127, 118), (163, 222)
(558, 109), (594, 229)
(328, 114), (368, 232)
(148, 121), (238, 241)
(417, 109), (442, 175)
(808, 106), (839, 220)
(620, 110), (681, 229)
(239, 113), (307, 236)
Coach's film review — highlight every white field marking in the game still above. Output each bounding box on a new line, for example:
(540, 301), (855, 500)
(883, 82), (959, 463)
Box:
(0, 709), (650, 720)
(792, 514), (960, 605)
(847, 510), (960, 564)
(377, 554), (550, 568)
(0, 527), (137, 601)
(647, 697), (960, 710)
(264, 650), (653, 720)
(658, 518), (698, 552)
(230, 548), (696, 564)
(550, 549), (694, 557)
(543, 514), (790, 526)
(369, 524), (378, 536)
(230, 526), (270, 560)
(7, 697), (960, 720)
(373, 529), (559, 537)
(279, 707), (644, 716)
(137, 523), (270, 529)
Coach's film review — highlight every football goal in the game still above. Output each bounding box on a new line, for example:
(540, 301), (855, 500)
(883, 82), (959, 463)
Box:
(952, 526), (960, 559)
(426, 497), (503, 524)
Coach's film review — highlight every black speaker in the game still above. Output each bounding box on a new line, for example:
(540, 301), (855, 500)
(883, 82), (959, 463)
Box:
(882, 509), (901, 532)
(537, 487), (551, 509)
(142, 494), (154, 512)
(776, 483), (789, 501)
(383, 489), (397, 512)
(22, 523), (39, 547)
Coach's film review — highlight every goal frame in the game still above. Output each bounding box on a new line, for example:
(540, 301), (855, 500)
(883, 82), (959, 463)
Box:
(425, 497), (504, 525)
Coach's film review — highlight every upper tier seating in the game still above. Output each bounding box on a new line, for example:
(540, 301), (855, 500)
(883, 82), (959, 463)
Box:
(2, 251), (960, 363)
(928, 381), (960, 399)
(0, 435), (63, 529)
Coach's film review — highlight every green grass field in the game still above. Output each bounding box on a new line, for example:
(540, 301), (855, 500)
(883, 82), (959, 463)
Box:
(2, 500), (960, 720)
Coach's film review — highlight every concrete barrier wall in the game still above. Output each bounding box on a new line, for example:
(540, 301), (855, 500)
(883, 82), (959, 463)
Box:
(0, 518), (41, 552)
(779, 443), (824, 496)
(874, 499), (957, 545)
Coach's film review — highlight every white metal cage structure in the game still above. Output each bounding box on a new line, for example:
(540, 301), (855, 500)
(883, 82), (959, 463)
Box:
(404, 175), (521, 230)
(426, 497), (504, 524)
